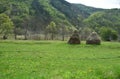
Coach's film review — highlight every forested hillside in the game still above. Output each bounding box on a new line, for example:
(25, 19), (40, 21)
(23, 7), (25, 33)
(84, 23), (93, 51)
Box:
(84, 9), (120, 40)
(0, 0), (120, 40)
(73, 4), (103, 17)
(0, 0), (99, 29)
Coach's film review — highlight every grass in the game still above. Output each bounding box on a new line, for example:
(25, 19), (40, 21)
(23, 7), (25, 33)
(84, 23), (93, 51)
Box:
(0, 40), (120, 79)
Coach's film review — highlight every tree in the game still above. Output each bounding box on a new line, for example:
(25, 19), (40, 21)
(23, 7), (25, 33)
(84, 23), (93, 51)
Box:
(76, 15), (84, 28)
(22, 16), (31, 40)
(0, 13), (14, 39)
(59, 20), (68, 41)
(46, 21), (57, 40)
(12, 16), (23, 39)
(61, 25), (66, 41)
(100, 27), (118, 41)
(81, 27), (93, 40)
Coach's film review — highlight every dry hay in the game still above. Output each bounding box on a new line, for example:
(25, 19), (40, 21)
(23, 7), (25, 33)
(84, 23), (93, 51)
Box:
(86, 32), (101, 45)
(68, 30), (80, 44)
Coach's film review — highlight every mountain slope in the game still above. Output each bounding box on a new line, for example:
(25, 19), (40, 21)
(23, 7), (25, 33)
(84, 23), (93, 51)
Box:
(0, 0), (72, 32)
(84, 9), (120, 34)
(0, 0), (120, 36)
(72, 3), (104, 17)
(50, 0), (104, 26)
(0, 0), (102, 30)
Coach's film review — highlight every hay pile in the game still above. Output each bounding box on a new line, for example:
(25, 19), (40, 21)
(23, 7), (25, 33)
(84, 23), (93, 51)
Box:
(68, 30), (80, 44)
(86, 32), (101, 45)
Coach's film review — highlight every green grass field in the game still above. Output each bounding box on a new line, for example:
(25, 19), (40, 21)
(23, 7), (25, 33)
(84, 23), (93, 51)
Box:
(0, 40), (120, 79)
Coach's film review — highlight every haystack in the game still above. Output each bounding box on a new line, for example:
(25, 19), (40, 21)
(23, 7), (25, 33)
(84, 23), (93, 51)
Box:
(86, 32), (101, 45)
(68, 30), (80, 44)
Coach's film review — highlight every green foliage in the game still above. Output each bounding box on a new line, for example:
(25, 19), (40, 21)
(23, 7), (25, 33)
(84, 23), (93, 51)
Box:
(0, 13), (14, 37)
(100, 27), (118, 41)
(0, 41), (120, 79)
(73, 4), (103, 17)
(84, 9), (120, 35)
(46, 21), (57, 40)
(11, 16), (23, 28)
(30, 0), (73, 31)
(50, 0), (85, 26)
(81, 27), (93, 40)
(0, 0), (120, 40)
(46, 21), (57, 33)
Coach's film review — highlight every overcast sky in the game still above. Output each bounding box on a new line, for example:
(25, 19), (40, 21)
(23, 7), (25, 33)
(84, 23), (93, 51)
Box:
(65, 0), (120, 9)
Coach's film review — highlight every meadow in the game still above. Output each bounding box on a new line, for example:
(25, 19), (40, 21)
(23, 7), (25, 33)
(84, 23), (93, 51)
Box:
(0, 40), (120, 79)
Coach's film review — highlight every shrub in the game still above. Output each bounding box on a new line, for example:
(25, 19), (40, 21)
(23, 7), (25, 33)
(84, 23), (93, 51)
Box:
(100, 27), (118, 41)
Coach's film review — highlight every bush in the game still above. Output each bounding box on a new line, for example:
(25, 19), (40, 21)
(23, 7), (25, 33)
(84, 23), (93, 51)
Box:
(100, 27), (118, 41)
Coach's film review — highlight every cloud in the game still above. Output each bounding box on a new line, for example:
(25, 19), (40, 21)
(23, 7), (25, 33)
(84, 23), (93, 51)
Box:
(65, 0), (120, 9)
